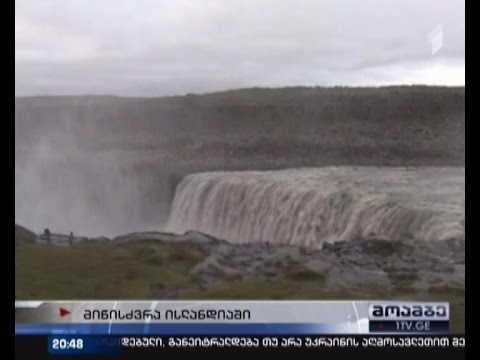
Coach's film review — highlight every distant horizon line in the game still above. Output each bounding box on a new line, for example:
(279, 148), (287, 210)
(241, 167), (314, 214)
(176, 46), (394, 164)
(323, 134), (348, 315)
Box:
(15, 84), (465, 99)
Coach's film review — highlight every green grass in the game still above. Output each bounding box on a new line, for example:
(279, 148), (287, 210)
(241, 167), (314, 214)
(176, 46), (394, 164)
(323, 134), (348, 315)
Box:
(15, 224), (36, 244)
(15, 226), (464, 332)
(15, 240), (206, 299)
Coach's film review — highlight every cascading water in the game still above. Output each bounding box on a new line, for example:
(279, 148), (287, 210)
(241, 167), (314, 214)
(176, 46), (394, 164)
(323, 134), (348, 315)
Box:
(167, 167), (465, 247)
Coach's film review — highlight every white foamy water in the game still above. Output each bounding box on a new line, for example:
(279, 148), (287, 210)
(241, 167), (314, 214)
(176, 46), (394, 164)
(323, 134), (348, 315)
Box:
(167, 167), (465, 247)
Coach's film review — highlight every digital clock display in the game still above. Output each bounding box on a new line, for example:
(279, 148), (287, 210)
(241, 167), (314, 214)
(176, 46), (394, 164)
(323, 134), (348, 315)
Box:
(51, 337), (84, 350)
(48, 336), (86, 354)
(47, 335), (121, 355)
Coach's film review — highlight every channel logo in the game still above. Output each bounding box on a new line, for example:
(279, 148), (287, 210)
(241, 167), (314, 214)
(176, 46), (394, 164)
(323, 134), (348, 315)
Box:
(368, 303), (449, 321)
(368, 302), (450, 333)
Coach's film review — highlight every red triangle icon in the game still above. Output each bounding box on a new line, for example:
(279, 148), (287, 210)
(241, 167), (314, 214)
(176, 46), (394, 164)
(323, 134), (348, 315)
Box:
(59, 307), (70, 317)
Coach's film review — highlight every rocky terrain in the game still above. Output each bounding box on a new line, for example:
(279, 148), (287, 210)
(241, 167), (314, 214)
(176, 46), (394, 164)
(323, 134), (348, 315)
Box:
(16, 225), (464, 332)
(114, 231), (465, 300)
(31, 228), (464, 298)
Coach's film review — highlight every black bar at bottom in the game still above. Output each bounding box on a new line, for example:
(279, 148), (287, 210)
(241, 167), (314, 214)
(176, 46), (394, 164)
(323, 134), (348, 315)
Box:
(16, 335), (465, 360)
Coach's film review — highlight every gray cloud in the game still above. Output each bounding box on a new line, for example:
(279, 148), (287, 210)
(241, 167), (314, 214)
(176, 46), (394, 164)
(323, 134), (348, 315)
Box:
(15, 0), (465, 96)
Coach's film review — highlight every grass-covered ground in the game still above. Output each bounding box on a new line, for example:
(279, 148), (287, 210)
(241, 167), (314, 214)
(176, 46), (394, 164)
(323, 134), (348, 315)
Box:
(15, 237), (206, 299)
(15, 224), (36, 244)
(15, 227), (465, 333)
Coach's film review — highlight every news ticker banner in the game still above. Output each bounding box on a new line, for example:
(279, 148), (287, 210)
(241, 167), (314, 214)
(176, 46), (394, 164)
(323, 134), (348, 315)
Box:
(15, 301), (449, 335)
(14, 335), (465, 357)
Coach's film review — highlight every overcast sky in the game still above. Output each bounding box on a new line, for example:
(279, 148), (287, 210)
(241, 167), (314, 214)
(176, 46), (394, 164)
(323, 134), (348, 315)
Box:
(15, 0), (465, 96)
